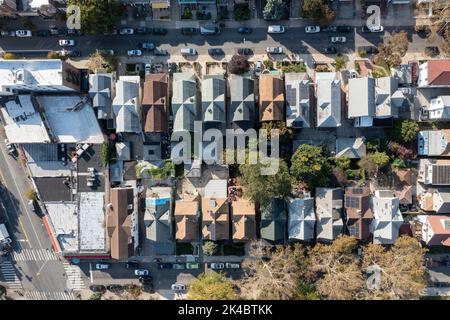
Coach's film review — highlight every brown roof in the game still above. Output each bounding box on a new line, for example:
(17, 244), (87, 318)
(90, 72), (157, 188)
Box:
(393, 169), (413, 186)
(142, 73), (168, 132)
(428, 59), (450, 86)
(201, 198), (229, 240)
(175, 196), (199, 241)
(107, 187), (133, 260)
(394, 185), (413, 205)
(259, 74), (284, 122)
(344, 187), (372, 240)
(231, 199), (256, 240)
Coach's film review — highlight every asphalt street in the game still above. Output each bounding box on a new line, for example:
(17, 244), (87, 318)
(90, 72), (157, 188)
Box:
(0, 138), (69, 297)
(0, 26), (429, 58)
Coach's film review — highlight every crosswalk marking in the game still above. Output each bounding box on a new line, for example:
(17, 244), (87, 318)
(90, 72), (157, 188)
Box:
(63, 262), (86, 291)
(0, 261), (23, 290)
(26, 291), (76, 300)
(11, 249), (59, 262)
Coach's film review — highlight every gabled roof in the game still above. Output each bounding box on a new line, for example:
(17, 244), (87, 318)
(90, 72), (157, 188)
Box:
(231, 199), (256, 241)
(371, 190), (404, 244)
(172, 72), (197, 132)
(201, 198), (229, 240)
(426, 215), (450, 246)
(427, 59), (450, 86)
(202, 75), (225, 123)
(260, 197), (287, 242)
(175, 195), (199, 241)
(288, 197), (315, 241)
(229, 74), (254, 123)
(112, 76), (141, 133)
(259, 74), (284, 122)
(142, 73), (168, 133)
(285, 72), (312, 128)
(144, 187), (172, 242)
(315, 188), (344, 241)
(316, 73), (341, 127)
(335, 137), (366, 159)
(348, 77), (375, 118)
(89, 73), (113, 119)
(107, 187), (134, 260)
(418, 130), (450, 156)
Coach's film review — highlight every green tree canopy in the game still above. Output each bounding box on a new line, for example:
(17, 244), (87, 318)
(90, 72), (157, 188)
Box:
(202, 241), (219, 256)
(188, 272), (238, 300)
(290, 144), (331, 190)
(263, 0), (288, 21)
(68, 0), (124, 35)
(302, 0), (336, 24)
(400, 120), (420, 143)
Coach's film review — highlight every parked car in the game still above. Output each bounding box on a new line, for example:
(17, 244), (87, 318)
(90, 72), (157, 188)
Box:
(323, 46), (337, 54)
(266, 47), (283, 54)
(305, 26), (320, 33)
(119, 27), (134, 35)
(135, 27), (149, 35)
(267, 25), (285, 34)
(59, 39), (75, 47)
(96, 49), (115, 56)
(369, 25), (384, 33)
(337, 25), (352, 33)
(1, 30), (14, 37)
(186, 262), (200, 269)
(331, 36), (346, 43)
(254, 61), (263, 76)
(180, 48), (197, 56)
(27, 200), (38, 216)
(153, 48), (169, 56)
(208, 48), (224, 56)
(15, 30), (32, 37)
(145, 63), (151, 74)
(95, 263), (110, 270)
(322, 26), (337, 33)
(139, 42), (155, 50)
(181, 27), (198, 35)
(173, 263), (186, 270)
(237, 48), (253, 56)
(134, 269), (149, 276)
(4, 139), (15, 155)
(158, 263), (172, 269)
(225, 262), (240, 269)
(171, 283), (186, 291)
(89, 285), (106, 293)
(210, 263), (225, 270)
(200, 26), (220, 35)
(127, 50), (142, 56)
(106, 284), (123, 292)
(152, 28), (168, 35)
(237, 27), (253, 34)
(125, 261), (139, 269)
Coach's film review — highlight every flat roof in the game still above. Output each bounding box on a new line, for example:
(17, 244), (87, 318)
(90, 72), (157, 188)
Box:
(45, 202), (79, 252)
(37, 95), (104, 144)
(1, 96), (51, 143)
(35, 177), (73, 202)
(79, 192), (106, 252)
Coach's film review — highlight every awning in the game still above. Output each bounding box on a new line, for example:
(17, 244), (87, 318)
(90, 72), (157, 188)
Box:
(152, 2), (169, 9)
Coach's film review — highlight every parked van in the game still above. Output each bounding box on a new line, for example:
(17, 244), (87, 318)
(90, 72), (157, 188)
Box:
(180, 48), (197, 56)
(200, 26), (220, 35)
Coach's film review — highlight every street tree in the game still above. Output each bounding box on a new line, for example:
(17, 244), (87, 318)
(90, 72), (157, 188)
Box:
(202, 241), (219, 256)
(290, 144), (332, 191)
(188, 272), (238, 300)
(228, 55), (250, 75)
(302, 0), (336, 24)
(263, 0), (288, 21)
(399, 120), (420, 143)
(387, 31), (409, 57)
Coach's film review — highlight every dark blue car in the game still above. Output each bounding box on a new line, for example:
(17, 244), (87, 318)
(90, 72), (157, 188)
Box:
(237, 27), (253, 34)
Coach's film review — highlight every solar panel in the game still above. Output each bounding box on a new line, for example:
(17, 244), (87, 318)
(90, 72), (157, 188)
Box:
(352, 188), (363, 194)
(345, 196), (360, 209)
(286, 85), (297, 106)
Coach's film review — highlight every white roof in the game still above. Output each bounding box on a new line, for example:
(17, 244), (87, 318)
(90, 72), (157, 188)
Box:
(371, 190), (404, 244)
(45, 202), (79, 252)
(37, 95), (105, 144)
(316, 73), (341, 127)
(204, 179), (227, 198)
(79, 192), (106, 252)
(1, 95), (51, 143)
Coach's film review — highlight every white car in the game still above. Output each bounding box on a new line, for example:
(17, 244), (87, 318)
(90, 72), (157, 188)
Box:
(59, 39), (75, 47)
(15, 30), (32, 37)
(134, 269), (149, 276)
(331, 36), (347, 43)
(267, 25), (285, 34)
(171, 283), (186, 291)
(120, 28), (134, 35)
(254, 61), (263, 76)
(370, 25), (384, 33)
(127, 50), (142, 56)
(95, 263), (110, 270)
(266, 47), (283, 54)
(210, 263), (225, 270)
(305, 26), (320, 33)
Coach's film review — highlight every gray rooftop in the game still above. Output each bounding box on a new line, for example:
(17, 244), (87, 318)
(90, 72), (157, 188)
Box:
(288, 197), (315, 241)
(316, 73), (341, 127)
(229, 74), (255, 124)
(202, 75), (225, 124)
(285, 73), (312, 128)
(315, 188), (344, 241)
(172, 72), (197, 132)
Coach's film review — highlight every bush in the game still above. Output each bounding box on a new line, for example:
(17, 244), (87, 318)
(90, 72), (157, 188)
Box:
(400, 120), (420, 143)
(372, 68), (386, 78)
(88, 292), (103, 300)
(334, 56), (346, 71)
(3, 53), (17, 60)
(264, 59), (274, 70)
(282, 62), (306, 73)
(392, 158), (407, 169)
(203, 241), (219, 256)
(358, 50), (367, 58)
(101, 141), (112, 167)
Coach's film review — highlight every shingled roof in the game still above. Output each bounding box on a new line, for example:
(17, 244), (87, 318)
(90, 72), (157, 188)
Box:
(142, 73), (168, 133)
(259, 74), (284, 122)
